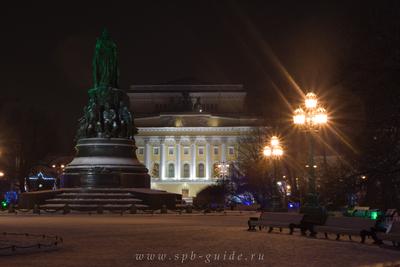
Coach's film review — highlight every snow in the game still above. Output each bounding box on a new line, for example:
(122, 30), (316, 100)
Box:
(0, 213), (399, 266)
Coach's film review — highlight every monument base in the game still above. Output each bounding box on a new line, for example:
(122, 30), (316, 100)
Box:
(62, 138), (150, 188)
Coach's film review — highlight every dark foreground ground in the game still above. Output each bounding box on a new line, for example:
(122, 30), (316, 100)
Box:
(1, 212), (400, 267)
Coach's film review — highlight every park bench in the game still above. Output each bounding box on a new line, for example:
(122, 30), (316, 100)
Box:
(314, 216), (376, 241)
(248, 212), (304, 233)
(376, 221), (400, 246)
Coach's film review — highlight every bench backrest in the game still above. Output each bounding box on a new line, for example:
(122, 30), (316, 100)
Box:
(354, 206), (370, 211)
(388, 221), (400, 234)
(259, 212), (303, 224)
(324, 216), (375, 229)
(386, 209), (397, 216)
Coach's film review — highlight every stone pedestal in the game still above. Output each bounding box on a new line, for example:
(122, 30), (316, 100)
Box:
(62, 138), (150, 188)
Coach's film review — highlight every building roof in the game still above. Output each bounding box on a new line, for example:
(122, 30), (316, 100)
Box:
(128, 84), (245, 93)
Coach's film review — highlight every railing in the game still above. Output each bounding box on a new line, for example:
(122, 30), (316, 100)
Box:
(0, 232), (63, 256)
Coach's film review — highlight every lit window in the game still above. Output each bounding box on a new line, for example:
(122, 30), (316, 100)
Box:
(153, 147), (159, 155)
(228, 147), (234, 155)
(213, 146), (219, 155)
(183, 147), (189, 155)
(138, 147), (144, 155)
(151, 163), (160, 178)
(198, 147), (204, 155)
(168, 146), (174, 155)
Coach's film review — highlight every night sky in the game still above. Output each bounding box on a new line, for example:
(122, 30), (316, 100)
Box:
(0, 1), (395, 154)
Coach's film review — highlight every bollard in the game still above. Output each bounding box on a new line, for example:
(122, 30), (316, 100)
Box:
(97, 205), (103, 214)
(186, 205), (192, 214)
(63, 204), (70, 215)
(8, 203), (15, 213)
(33, 204), (40, 215)
(130, 204), (137, 214)
(161, 205), (167, 214)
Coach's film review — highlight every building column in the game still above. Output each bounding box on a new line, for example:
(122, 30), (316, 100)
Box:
(190, 138), (196, 179)
(160, 138), (166, 180)
(221, 137), (227, 162)
(205, 139), (212, 179)
(176, 138), (181, 179)
(144, 138), (151, 170)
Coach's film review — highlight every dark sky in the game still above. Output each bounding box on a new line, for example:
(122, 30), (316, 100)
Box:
(0, 1), (394, 154)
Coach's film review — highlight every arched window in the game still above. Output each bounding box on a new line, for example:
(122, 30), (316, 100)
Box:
(198, 163), (205, 178)
(151, 163), (160, 178)
(168, 163), (175, 178)
(183, 163), (190, 178)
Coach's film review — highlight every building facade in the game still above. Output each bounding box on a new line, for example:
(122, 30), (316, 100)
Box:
(128, 84), (261, 201)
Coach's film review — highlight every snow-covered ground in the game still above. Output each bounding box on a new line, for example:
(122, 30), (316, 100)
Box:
(0, 213), (399, 266)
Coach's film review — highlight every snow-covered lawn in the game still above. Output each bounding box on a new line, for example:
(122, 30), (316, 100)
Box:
(0, 213), (399, 266)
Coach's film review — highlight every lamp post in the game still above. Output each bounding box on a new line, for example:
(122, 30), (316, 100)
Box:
(293, 92), (328, 208)
(51, 163), (65, 189)
(218, 161), (230, 205)
(263, 136), (284, 210)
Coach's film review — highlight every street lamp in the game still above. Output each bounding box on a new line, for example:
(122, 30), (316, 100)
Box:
(51, 163), (66, 189)
(293, 92), (328, 207)
(263, 136), (284, 159)
(263, 136), (284, 210)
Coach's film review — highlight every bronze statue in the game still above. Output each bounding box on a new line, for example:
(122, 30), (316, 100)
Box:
(75, 30), (136, 140)
(93, 28), (119, 88)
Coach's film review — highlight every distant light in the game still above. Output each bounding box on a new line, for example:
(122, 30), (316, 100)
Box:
(38, 184), (43, 188)
(286, 185), (291, 189)
(272, 146), (283, 156)
(263, 146), (272, 157)
(0, 172), (4, 177)
(313, 165), (317, 168)
(305, 165), (309, 168)
(293, 108), (305, 124)
(61, 164), (65, 168)
(52, 164), (56, 168)
(270, 136), (279, 146)
(305, 92), (318, 109)
(1, 201), (7, 208)
(361, 175), (366, 180)
(313, 107), (328, 124)
(277, 181), (282, 186)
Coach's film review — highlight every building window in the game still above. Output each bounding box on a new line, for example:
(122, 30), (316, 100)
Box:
(183, 147), (189, 155)
(198, 163), (205, 178)
(198, 147), (204, 155)
(213, 146), (219, 155)
(153, 147), (159, 155)
(183, 163), (190, 178)
(138, 147), (144, 155)
(151, 163), (160, 178)
(168, 146), (174, 155)
(228, 146), (234, 155)
(168, 163), (175, 178)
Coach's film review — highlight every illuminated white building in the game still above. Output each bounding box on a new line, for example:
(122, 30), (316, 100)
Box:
(128, 84), (261, 201)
